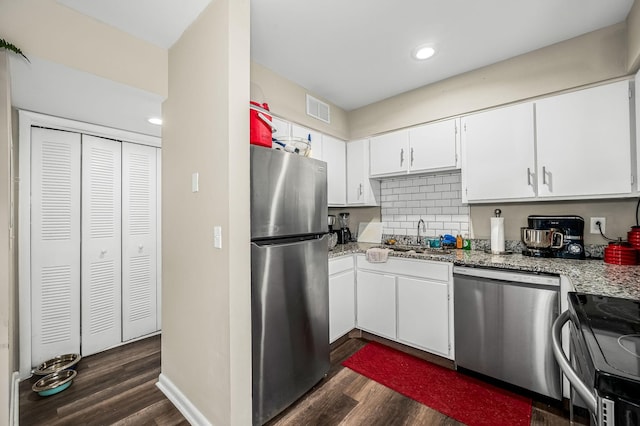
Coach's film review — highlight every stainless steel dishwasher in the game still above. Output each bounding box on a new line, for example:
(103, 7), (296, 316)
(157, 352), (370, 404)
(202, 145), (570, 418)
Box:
(453, 266), (561, 400)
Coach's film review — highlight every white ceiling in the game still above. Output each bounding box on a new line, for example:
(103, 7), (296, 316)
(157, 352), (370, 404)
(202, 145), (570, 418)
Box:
(55, 0), (635, 111)
(11, 0), (635, 137)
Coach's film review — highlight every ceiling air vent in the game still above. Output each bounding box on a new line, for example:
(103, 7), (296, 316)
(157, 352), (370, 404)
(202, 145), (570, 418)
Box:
(306, 94), (330, 124)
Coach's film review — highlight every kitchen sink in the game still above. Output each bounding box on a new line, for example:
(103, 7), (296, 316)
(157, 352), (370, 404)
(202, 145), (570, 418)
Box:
(382, 245), (452, 255)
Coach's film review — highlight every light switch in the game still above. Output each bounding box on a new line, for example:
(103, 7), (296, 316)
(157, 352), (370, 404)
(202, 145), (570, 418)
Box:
(192, 172), (199, 193)
(214, 226), (222, 249)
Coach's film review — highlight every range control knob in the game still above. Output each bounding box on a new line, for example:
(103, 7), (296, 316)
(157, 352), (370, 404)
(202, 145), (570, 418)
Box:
(567, 243), (583, 254)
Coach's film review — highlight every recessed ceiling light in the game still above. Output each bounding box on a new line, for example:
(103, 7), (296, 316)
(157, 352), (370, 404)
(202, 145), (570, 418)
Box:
(148, 117), (163, 125)
(413, 45), (436, 60)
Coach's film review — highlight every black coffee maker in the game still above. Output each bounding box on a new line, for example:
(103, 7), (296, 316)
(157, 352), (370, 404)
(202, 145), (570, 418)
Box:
(521, 215), (585, 259)
(337, 212), (352, 244)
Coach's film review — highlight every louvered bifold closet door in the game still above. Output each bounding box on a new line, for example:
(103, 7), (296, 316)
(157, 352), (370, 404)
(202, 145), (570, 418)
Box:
(81, 135), (122, 356)
(122, 143), (158, 341)
(31, 127), (81, 366)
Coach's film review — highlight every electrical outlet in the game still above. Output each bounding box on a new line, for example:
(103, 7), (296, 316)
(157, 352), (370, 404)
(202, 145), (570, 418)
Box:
(590, 217), (606, 234)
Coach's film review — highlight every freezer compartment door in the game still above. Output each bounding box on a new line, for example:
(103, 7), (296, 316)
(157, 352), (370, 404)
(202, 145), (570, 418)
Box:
(251, 235), (330, 425)
(251, 145), (328, 239)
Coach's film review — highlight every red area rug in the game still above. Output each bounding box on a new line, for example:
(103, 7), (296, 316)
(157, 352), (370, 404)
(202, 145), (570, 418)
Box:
(342, 342), (532, 426)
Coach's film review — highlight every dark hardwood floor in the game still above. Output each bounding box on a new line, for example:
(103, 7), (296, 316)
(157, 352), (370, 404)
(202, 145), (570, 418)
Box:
(20, 334), (580, 426)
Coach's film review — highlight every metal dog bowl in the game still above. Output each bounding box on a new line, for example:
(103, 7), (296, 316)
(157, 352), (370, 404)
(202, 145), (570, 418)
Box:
(32, 369), (77, 396)
(33, 353), (81, 376)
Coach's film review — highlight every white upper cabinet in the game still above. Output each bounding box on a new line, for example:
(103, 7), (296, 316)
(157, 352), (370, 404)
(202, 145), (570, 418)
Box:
(322, 134), (347, 206)
(369, 129), (409, 176)
(271, 117), (290, 143)
(535, 80), (632, 198)
(369, 119), (459, 178)
(346, 139), (379, 206)
(461, 102), (536, 203)
(408, 118), (459, 173)
(461, 80), (634, 203)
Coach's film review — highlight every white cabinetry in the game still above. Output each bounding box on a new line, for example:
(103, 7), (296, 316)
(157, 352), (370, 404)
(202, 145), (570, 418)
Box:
(322, 135), (347, 206)
(346, 139), (379, 206)
(356, 269), (397, 340)
(271, 117), (290, 142)
(355, 255), (453, 359)
(369, 118), (459, 178)
(461, 80), (634, 203)
(328, 256), (356, 343)
(292, 123), (322, 160)
(408, 118), (459, 173)
(461, 102), (536, 203)
(369, 129), (409, 176)
(535, 80), (632, 198)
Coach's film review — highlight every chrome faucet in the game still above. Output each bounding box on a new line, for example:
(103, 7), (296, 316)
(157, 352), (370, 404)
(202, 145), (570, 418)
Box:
(417, 219), (426, 246)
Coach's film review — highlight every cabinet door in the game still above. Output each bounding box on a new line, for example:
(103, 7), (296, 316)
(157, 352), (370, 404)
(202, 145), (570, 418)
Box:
(122, 143), (158, 341)
(81, 135), (122, 356)
(409, 119), (458, 173)
(329, 270), (356, 343)
(356, 270), (396, 340)
(30, 127), (81, 366)
(369, 130), (409, 176)
(292, 123), (323, 160)
(397, 276), (449, 356)
(271, 117), (290, 143)
(536, 81), (632, 198)
(461, 102), (536, 202)
(347, 139), (379, 206)
(323, 135), (347, 206)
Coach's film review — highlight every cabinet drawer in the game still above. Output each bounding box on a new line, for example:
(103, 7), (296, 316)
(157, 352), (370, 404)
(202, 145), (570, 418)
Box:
(329, 255), (354, 275)
(356, 255), (450, 282)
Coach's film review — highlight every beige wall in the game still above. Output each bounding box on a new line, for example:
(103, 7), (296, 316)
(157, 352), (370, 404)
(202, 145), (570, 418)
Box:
(470, 199), (639, 245)
(348, 23), (628, 139)
(328, 206), (381, 234)
(251, 62), (350, 140)
(628, 0), (640, 71)
(0, 51), (15, 426)
(162, 0), (251, 424)
(0, 0), (167, 97)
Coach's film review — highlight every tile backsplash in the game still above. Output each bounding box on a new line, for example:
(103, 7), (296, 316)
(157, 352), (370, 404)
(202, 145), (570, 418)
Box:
(380, 171), (469, 242)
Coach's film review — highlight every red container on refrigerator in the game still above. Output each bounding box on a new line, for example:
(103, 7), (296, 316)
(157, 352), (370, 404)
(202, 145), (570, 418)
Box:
(250, 102), (273, 147)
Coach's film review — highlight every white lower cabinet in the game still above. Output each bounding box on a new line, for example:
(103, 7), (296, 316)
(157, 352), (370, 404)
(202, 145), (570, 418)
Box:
(356, 270), (397, 340)
(355, 255), (453, 359)
(397, 276), (449, 356)
(329, 256), (356, 343)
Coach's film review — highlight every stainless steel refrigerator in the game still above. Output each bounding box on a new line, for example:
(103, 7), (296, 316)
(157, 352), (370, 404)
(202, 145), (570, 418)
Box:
(250, 145), (330, 425)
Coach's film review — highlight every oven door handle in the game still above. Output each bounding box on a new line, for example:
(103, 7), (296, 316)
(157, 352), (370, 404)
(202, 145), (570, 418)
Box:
(552, 310), (597, 413)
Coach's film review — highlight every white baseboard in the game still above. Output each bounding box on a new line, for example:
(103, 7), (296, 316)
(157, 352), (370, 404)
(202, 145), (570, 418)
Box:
(10, 371), (19, 425)
(156, 373), (211, 426)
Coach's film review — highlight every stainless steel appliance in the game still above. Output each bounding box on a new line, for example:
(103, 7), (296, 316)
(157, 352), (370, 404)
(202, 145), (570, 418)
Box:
(521, 215), (585, 259)
(454, 266), (562, 399)
(553, 293), (640, 426)
(250, 145), (330, 425)
(337, 212), (352, 244)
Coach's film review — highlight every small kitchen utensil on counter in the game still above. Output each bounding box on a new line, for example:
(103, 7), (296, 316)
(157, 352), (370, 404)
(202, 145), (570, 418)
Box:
(627, 226), (640, 250)
(490, 209), (505, 254)
(337, 212), (352, 244)
(521, 215), (585, 259)
(604, 241), (638, 265)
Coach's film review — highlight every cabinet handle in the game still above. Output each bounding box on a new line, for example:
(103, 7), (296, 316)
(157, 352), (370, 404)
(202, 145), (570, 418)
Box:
(400, 148), (404, 166)
(411, 147), (414, 166)
(527, 168), (532, 186)
(359, 183), (363, 197)
(138, 244), (144, 252)
(542, 166), (548, 185)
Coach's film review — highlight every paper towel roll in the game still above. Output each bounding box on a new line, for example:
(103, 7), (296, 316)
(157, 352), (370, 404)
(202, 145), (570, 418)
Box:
(491, 217), (505, 254)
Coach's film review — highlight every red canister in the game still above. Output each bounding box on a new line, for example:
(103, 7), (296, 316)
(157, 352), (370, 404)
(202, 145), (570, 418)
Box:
(627, 226), (640, 250)
(250, 102), (273, 148)
(604, 241), (638, 265)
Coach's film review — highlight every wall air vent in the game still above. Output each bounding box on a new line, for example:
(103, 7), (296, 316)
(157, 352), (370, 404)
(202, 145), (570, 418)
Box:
(306, 94), (330, 124)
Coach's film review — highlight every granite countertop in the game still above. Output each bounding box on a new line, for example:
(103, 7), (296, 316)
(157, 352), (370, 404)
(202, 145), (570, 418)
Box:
(330, 243), (640, 300)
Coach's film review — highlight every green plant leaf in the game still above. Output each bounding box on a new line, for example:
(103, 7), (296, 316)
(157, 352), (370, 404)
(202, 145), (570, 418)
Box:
(0, 38), (30, 63)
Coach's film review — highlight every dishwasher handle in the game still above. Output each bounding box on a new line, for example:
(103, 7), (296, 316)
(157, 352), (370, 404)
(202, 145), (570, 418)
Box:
(551, 310), (597, 414)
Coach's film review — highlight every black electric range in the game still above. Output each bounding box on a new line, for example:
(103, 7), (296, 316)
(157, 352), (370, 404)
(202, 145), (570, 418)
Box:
(568, 293), (640, 425)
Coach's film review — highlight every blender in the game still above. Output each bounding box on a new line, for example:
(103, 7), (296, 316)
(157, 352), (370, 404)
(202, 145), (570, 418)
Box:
(337, 212), (352, 244)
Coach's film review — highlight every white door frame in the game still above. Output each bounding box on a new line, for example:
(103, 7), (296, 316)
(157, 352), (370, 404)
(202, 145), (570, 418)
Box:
(18, 110), (160, 377)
